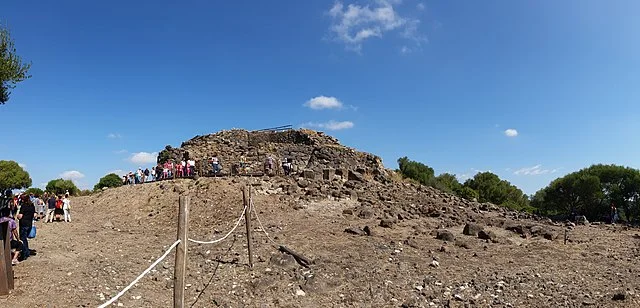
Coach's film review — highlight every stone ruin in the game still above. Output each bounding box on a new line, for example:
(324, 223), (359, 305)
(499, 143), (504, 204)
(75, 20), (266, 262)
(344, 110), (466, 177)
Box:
(157, 129), (390, 182)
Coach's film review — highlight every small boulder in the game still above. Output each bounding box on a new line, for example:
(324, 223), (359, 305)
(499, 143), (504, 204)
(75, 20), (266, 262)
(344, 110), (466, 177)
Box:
(297, 178), (310, 188)
(363, 225), (373, 236)
(576, 215), (590, 226)
(380, 219), (395, 228)
(348, 170), (365, 182)
(358, 207), (374, 219)
(344, 227), (365, 236)
(478, 230), (496, 241)
(463, 223), (484, 236)
(436, 229), (456, 242)
(613, 292), (627, 301)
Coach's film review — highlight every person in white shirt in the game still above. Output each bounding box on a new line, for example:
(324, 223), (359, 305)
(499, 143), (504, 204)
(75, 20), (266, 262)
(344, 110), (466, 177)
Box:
(210, 155), (221, 175)
(62, 194), (71, 222)
(187, 159), (195, 176)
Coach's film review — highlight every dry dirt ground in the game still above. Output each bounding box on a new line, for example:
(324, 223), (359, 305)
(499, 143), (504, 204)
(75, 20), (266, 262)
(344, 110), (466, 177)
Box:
(1, 177), (640, 308)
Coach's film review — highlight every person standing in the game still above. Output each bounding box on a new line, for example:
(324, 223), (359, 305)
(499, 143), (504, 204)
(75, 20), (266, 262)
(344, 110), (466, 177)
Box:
(62, 194), (71, 222)
(210, 155), (221, 175)
(46, 195), (56, 223)
(17, 195), (35, 261)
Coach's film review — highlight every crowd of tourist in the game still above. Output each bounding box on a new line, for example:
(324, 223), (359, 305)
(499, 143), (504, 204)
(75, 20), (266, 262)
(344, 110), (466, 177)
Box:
(0, 190), (72, 266)
(122, 159), (197, 185)
(120, 155), (295, 186)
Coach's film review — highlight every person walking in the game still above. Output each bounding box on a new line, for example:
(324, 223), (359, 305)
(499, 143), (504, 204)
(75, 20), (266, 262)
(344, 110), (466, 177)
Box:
(62, 194), (71, 222)
(46, 195), (56, 223)
(17, 195), (35, 261)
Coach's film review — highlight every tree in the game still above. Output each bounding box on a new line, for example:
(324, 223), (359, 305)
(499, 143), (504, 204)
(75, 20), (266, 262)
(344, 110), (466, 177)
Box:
(1, 24), (31, 104)
(0, 160), (32, 191)
(434, 173), (462, 194)
(532, 164), (640, 222)
(24, 187), (44, 196)
(397, 157), (435, 186)
(463, 172), (529, 210)
(94, 173), (123, 191)
(458, 186), (479, 201)
(46, 179), (79, 196)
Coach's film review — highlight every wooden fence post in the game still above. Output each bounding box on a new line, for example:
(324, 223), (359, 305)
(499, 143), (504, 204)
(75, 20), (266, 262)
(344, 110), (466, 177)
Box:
(0, 222), (14, 295)
(243, 186), (254, 268)
(174, 196), (189, 308)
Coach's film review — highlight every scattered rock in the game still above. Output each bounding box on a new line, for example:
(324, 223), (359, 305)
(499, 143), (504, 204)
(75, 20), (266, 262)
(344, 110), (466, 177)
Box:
(344, 227), (365, 236)
(358, 207), (374, 219)
(576, 216), (590, 226)
(436, 229), (456, 242)
(297, 178), (310, 188)
(612, 292), (626, 301)
(379, 219), (395, 228)
(363, 226), (373, 236)
(348, 170), (365, 182)
(463, 223), (484, 236)
(478, 230), (496, 241)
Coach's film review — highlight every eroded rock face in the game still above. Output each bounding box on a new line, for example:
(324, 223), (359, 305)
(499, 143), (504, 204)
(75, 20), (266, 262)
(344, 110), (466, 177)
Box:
(157, 129), (389, 180)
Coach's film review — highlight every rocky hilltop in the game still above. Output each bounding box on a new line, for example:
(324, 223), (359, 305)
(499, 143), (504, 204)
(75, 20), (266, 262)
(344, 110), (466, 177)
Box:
(158, 129), (388, 181)
(6, 129), (639, 307)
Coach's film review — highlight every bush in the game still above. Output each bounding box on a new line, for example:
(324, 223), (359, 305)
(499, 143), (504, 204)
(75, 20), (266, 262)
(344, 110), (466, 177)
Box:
(24, 187), (44, 196)
(45, 179), (79, 196)
(94, 173), (123, 191)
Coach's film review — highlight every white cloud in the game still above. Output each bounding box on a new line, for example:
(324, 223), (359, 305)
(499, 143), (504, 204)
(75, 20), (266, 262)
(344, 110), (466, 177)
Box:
(504, 129), (518, 137)
(327, 0), (425, 52)
(108, 169), (125, 176)
(417, 3), (425, 10)
(514, 165), (558, 176)
(107, 133), (122, 139)
(304, 96), (343, 110)
(60, 170), (85, 181)
(18, 162), (26, 168)
(303, 120), (355, 131)
(129, 152), (158, 165)
(114, 149), (128, 154)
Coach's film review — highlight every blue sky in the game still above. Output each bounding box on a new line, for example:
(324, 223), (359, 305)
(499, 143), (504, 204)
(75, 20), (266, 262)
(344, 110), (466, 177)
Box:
(2, 0), (639, 194)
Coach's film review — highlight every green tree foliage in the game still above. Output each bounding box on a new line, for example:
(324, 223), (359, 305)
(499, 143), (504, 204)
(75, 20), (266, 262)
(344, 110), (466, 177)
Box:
(24, 187), (44, 196)
(397, 157), (435, 186)
(396, 157), (531, 211)
(94, 173), (123, 191)
(0, 24), (31, 104)
(434, 173), (462, 194)
(78, 189), (93, 196)
(463, 172), (530, 210)
(532, 164), (640, 222)
(458, 186), (479, 201)
(0, 160), (32, 191)
(46, 179), (79, 196)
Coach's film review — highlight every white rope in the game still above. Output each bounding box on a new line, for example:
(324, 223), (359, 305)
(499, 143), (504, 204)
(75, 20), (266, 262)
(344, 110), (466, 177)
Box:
(98, 240), (181, 308)
(251, 200), (280, 248)
(187, 204), (247, 245)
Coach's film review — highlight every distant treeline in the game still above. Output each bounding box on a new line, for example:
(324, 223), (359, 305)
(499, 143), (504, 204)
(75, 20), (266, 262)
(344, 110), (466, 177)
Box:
(397, 157), (640, 223)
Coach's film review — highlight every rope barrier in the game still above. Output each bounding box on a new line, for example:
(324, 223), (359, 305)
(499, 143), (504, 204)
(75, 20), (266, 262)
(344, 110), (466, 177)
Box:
(98, 239), (181, 308)
(187, 204), (247, 245)
(251, 200), (281, 248)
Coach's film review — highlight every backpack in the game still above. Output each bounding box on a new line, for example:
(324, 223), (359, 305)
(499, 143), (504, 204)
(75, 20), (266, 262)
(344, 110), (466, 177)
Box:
(0, 196), (11, 211)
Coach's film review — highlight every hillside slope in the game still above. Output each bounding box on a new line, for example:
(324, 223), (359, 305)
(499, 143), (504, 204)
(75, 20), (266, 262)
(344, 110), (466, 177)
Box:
(3, 176), (640, 307)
